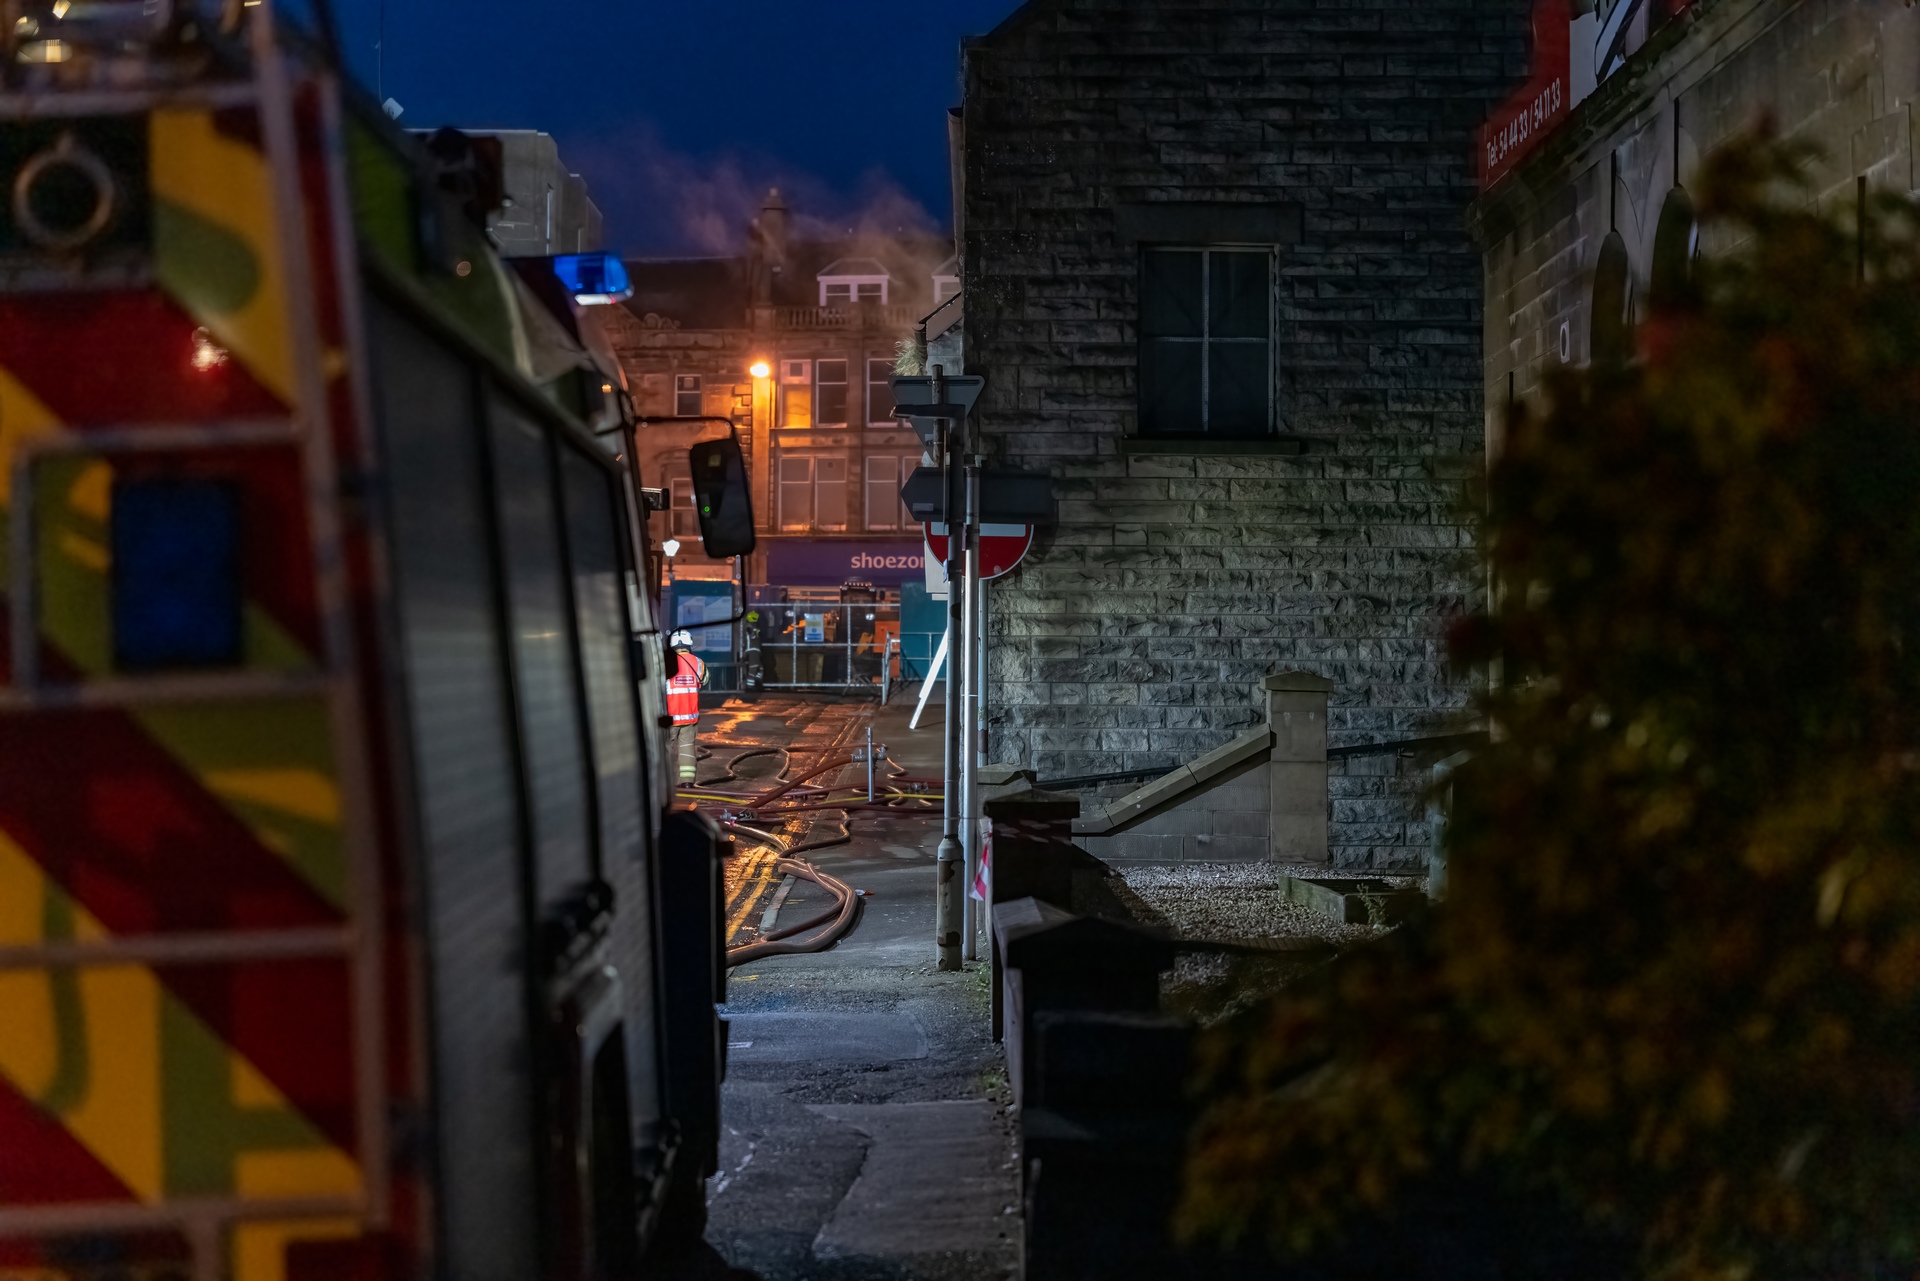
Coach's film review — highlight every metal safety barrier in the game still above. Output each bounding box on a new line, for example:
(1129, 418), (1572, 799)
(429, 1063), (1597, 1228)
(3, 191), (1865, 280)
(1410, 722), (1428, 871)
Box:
(752, 602), (901, 691)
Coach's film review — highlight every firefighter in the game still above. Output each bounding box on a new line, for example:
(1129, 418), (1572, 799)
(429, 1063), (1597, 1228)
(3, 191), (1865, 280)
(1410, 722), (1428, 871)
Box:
(667, 629), (708, 783)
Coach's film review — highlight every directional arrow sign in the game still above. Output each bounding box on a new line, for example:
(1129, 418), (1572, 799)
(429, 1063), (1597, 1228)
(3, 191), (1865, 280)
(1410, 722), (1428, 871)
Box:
(900, 466), (1055, 525)
(925, 522), (1034, 581)
(889, 374), (985, 444)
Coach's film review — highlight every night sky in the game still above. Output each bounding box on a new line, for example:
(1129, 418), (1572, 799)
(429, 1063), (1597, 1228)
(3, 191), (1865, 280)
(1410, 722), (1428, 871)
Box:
(327, 0), (1025, 256)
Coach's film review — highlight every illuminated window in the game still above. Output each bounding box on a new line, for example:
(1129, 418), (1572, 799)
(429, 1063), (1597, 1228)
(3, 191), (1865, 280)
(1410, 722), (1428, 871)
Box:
(816, 359), (849, 427)
(669, 475), (699, 538)
(815, 457), (847, 529)
(781, 360), (812, 428)
(779, 455), (812, 530)
(778, 453), (849, 530)
(867, 358), (895, 427)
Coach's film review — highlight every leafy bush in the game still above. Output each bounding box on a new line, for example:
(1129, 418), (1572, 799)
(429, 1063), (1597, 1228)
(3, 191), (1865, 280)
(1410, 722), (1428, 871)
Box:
(1179, 134), (1920, 1280)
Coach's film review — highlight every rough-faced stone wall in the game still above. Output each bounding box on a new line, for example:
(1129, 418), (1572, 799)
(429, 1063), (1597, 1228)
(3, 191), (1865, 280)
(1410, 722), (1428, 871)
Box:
(962, 0), (1527, 868)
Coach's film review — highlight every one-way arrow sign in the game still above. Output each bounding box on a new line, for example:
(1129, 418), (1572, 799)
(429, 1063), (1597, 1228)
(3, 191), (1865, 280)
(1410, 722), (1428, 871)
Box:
(899, 467), (1055, 526)
(888, 374), (985, 444)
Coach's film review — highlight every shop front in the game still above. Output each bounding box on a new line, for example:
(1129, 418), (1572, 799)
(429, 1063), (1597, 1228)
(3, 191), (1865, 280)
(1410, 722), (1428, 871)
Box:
(762, 539), (926, 595)
(752, 540), (925, 689)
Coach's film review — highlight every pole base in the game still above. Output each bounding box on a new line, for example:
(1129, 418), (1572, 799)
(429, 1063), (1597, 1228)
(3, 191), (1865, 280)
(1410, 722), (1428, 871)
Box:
(935, 837), (964, 971)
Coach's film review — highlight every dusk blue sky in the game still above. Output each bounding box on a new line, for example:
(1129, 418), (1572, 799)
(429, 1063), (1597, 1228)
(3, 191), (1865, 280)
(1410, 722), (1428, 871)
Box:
(327, 1), (1025, 255)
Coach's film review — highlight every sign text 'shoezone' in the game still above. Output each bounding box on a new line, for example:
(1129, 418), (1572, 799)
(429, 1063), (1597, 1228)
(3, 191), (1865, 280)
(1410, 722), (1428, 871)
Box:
(849, 552), (923, 570)
(1486, 76), (1565, 176)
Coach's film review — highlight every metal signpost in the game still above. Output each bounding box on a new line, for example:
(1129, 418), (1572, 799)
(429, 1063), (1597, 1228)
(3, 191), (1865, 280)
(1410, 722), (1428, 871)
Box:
(893, 367), (984, 972)
(922, 517), (1030, 962)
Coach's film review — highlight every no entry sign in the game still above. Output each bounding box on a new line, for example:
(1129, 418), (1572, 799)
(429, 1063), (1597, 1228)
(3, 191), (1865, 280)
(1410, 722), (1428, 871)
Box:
(925, 522), (1033, 581)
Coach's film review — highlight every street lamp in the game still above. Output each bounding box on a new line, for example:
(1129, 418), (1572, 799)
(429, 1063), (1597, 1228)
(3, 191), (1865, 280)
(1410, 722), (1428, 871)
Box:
(749, 360), (770, 379)
(662, 537), (679, 584)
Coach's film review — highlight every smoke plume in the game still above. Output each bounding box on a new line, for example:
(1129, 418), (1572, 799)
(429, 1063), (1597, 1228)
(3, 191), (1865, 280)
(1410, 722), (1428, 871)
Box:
(561, 122), (941, 257)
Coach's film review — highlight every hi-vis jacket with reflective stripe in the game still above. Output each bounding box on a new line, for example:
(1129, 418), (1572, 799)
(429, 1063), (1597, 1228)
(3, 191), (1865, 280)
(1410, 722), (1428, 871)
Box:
(668, 653), (708, 725)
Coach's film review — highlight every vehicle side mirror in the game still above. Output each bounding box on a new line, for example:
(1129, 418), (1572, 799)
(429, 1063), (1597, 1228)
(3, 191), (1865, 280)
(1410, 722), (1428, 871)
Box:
(689, 437), (755, 558)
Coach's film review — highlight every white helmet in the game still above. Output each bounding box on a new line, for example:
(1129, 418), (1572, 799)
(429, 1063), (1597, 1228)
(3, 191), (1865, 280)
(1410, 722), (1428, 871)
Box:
(670, 629), (695, 649)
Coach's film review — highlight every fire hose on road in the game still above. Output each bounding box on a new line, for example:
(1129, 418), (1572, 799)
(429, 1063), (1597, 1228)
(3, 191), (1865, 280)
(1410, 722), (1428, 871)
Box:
(693, 741), (937, 964)
(722, 857), (864, 967)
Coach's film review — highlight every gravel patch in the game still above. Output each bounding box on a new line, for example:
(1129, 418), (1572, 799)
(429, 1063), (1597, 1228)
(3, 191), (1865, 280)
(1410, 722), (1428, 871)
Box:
(1112, 864), (1427, 1024)
(1117, 862), (1419, 946)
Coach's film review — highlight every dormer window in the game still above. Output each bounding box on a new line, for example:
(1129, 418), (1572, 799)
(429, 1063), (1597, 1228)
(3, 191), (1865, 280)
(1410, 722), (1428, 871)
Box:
(932, 255), (960, 306)
(817, 257), (891, 307)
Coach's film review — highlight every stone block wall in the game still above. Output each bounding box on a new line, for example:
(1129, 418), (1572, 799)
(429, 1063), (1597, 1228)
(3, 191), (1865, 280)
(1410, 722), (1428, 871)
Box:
(961, 0), (1528, 868)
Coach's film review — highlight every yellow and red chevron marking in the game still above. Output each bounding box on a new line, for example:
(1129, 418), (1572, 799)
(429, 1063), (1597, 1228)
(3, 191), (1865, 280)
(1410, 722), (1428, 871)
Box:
(0, 835), (361, 1281)
(0, 107), (301, 441)
(0, 837), (357, 1201)
(0, 105), (367, 1280)
(149, 106), (297, 408)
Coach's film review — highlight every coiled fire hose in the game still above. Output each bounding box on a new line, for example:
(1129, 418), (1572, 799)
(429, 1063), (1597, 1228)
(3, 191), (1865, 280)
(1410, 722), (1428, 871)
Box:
(724, 857), (863, 967)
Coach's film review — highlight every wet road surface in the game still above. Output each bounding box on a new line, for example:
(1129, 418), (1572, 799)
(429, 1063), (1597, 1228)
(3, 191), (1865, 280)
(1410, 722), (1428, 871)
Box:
(670, 694), (1018, 1281)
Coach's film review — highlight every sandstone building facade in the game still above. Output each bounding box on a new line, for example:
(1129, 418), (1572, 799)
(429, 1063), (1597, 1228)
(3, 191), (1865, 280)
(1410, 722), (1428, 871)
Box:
(958, 0), (1529, 867)
(607, 194), (951, 596)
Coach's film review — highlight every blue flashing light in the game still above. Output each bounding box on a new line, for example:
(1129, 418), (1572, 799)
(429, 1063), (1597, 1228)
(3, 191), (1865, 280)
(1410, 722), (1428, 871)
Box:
(552, 252), (633, 305)
(112, 478), (243, 671)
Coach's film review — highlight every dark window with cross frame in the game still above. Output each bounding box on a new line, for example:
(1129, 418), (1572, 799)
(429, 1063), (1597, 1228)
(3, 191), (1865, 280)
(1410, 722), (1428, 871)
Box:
(1138, 247), (1273, 438)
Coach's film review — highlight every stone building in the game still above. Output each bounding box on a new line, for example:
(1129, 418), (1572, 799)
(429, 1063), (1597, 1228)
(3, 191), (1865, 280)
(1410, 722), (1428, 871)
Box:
(957, 0), (1529, 867)
(1475, 0), (1920, 437)
(606, 192), (954, 598)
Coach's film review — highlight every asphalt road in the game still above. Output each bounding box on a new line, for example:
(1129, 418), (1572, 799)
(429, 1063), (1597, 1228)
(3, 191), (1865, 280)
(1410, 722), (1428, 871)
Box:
(671, 694), (1019, 1281)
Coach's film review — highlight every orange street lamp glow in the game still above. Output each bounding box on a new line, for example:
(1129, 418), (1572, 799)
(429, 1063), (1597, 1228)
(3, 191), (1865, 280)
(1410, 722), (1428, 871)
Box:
(749, 360), (771, 379)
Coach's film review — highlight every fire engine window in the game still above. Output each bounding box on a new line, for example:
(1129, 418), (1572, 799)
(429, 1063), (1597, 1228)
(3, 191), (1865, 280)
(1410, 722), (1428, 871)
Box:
(111, 478), (243, 671)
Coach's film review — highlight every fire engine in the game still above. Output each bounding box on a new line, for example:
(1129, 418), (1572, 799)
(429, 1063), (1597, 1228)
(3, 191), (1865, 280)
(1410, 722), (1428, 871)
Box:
(0, 2), (725, 1278)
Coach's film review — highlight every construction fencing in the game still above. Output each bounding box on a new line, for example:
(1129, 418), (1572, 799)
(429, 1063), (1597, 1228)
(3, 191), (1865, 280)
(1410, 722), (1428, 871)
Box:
(749, 602), (918, 691)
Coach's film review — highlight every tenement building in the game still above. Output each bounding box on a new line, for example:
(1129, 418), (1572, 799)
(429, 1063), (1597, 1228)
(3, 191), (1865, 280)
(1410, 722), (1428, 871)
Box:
(1474, 0), (1920, 438)
(958, 0), (1529, 867)
(606, 193), (953, 602)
